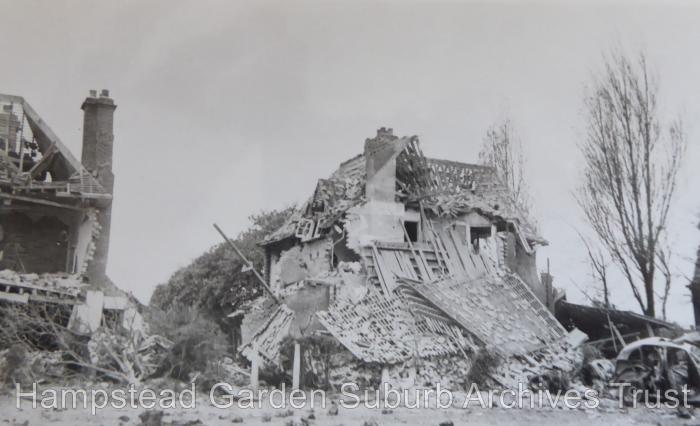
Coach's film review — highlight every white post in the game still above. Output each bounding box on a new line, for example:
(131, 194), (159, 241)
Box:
(251, 344), (260, 391)
(292, 342), (301, 390)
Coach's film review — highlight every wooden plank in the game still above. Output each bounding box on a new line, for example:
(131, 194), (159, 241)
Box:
(433, 228), (461, 276)
(371, 245), (393, 298)
(28, 143), (57, 178)
(447, 228), (474, 278)
(214, 224), (281, 304)
(378, 249), (405, 292)
(11, 96), (83, 174)
(399, 253), (416, 280)
(0, 292), (29, 304)
(0, 192), (82, 211)
(0, 278), (82, 298)
(399, 219), (432, 281)
(423, 219), (448, 275)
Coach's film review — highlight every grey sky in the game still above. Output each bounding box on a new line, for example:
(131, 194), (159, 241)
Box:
(1, 0), (699, 324)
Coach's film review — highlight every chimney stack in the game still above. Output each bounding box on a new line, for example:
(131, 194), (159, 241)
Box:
(364, 127), (402, 202)
(81, 89), (116, 288)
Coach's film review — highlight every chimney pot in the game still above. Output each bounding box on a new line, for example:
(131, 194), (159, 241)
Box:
(376, 127), (393, 137)
(100, 89), (110, 98)
(89, 90), (97, 97)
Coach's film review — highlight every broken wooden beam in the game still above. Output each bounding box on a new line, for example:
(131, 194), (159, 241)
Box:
(213, 223), (281, 305)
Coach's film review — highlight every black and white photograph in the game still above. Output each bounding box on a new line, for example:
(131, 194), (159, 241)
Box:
(1, 1), (700, 425)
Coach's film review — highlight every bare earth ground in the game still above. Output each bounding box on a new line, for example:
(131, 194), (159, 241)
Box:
(0, 390), (698, 426)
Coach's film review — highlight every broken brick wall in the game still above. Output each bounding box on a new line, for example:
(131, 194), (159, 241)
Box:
(502, 231), (546, 302)
(268, 238), (333, 293)
(284, 283), (330, 338)
(364, 127), (403, 203)
(345, 202), (412, 250)
(0, 210), (74, 273)
(71, 209), (99, 275)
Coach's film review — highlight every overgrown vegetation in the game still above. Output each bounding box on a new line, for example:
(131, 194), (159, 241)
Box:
(278, 334), (345, 390)
(148, 305), (228, 383)
(149, 207), (294, 336)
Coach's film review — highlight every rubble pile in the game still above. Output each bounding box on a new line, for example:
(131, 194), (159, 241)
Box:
(492, 335), (585, 389)
(230, 128), (598, 400)
(0, 269), (85, 296)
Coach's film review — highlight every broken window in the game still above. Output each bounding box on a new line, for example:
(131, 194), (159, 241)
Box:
(310, 199), (325, 213)
(294, 218), (318, 242)
(404, 221), (419, 243)
(331, 226), (360, 267)
(470, 226), (492, 252)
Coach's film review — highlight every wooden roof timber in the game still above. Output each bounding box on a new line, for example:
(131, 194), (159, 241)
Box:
(0, 192), (84, 211)
(0, 94), (83, 176)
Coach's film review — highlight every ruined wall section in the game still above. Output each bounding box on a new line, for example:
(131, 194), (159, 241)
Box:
(72, 208), (100, 275)
(268, 237), (333, 294)
(502, 232), (546, 302)
(0, 205), (102, 277)
(0, 212), (70, 273)
(344, 201), (406, 251)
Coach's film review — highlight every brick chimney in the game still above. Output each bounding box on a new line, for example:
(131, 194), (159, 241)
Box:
(81, 89), (116, 287)
(364, 127), (402, 202)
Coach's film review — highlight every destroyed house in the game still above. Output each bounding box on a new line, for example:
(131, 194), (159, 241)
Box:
(243, 128), (569, 368)
(0, 91), (136, 334)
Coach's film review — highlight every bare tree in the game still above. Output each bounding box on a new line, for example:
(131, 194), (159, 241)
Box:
(576, 230), (611, 309)
(479, 119), (533, 223)
(577, 50), (685, 318)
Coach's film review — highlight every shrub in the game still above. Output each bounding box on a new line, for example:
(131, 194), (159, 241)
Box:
(151, 305), (228, 384)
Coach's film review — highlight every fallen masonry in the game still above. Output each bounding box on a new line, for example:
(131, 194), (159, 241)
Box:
(0, 91), (166, 384)
(228, 128), (597, 394)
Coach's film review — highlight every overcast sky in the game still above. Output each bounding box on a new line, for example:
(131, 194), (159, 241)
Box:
(1, 0), (699, 324)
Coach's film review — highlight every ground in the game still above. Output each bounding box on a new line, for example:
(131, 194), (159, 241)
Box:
(0, 389), (697, 425)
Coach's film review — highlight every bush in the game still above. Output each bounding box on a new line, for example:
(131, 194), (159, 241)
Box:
(278, 334), (345, 389)
(151, 305), (228, 384)
(0, 345), (32, 386)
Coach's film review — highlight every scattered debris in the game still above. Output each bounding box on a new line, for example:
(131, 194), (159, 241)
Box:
(138, 410), (164, 426)
(613, 337), (700, 404)
(235, 128), (583, 394)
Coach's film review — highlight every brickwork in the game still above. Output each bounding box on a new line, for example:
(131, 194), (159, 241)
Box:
(0, 212), (69, 273)
(81, 90), (116, 288)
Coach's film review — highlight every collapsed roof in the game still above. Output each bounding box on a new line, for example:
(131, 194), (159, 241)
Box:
(247, 128), (572, 367)
(0, 94), (110, 208)
(263, 128), (542, 249)
(316, 222), (566, 361)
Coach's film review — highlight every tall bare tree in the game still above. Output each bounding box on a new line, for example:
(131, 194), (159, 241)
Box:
(576, 230), (611, 309)
(577, 51), (685, 318)
(479, 119), (532, 219)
